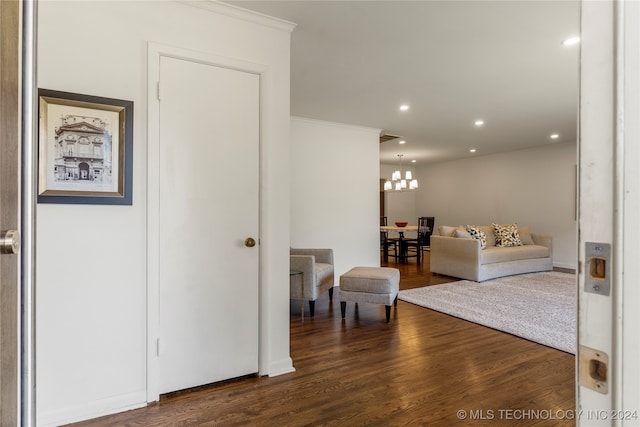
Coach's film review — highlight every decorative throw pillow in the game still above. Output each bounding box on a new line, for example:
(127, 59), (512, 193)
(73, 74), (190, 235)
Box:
(478, 225), (496, 247)
(454, 229), (472, 239)
(519, 225), (534, 245)
(465, 225), (487, 249)
(493, 223), (523, 247)
(438, 225), (458, 236)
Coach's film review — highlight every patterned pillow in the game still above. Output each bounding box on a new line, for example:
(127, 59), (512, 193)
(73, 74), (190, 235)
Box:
(465, 225), (487, 249)
(493, 223), (523, 247)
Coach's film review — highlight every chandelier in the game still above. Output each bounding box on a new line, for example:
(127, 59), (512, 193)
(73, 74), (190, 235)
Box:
(384, 154), (418, 191)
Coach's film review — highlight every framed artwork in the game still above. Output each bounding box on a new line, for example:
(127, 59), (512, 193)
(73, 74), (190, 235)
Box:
(37, 89), (133, 205)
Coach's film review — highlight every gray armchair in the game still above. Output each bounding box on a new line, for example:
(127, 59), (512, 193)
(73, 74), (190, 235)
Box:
(290, 248), (334, 317)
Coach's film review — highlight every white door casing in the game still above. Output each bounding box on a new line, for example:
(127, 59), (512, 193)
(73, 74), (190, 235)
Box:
(147, 44), (263, 398)
(618, 1), (640, 419)
(578, 1), (615, 422)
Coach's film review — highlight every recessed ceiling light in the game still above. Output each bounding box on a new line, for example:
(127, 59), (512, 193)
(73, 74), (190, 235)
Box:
(470, 149), (477, 153)
(411, 159), (417, 163)
(399, 105), (410, 111)
(399, 140), (406, 144)
(474, 120), (484, 126)
(561, 36), (580, 46)
(550, 133), (560, 139)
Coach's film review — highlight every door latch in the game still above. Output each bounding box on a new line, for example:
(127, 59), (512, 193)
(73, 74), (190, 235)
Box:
(585, 242), (610, 296)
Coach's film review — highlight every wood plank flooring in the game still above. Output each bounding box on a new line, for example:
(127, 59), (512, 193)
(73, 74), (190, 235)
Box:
(68, 253), (575, 426)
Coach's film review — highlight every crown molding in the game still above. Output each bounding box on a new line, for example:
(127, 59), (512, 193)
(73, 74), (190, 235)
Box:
(177, 1), (296, 33)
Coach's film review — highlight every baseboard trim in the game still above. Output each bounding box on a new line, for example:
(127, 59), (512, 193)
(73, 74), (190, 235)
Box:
(37, 391), (147, 427)
(268, 357), (296, 377)
(553, 266), (576, 274)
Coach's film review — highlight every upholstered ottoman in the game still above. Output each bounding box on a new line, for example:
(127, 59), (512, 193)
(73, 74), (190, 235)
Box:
(339, 267), (400, 323)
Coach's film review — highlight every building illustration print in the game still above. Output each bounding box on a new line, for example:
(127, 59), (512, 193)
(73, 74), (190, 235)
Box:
(53, 114), (112, 185)
(37, 89), (133, 205)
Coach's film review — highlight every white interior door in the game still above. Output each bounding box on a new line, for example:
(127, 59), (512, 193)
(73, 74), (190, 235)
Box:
(158, 56), (260, 394)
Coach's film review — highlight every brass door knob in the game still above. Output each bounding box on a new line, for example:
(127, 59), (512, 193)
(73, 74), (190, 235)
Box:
(245, 237), (256, 248)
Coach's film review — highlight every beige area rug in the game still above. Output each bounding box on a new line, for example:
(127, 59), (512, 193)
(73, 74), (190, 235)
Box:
(398, 271), (576, 354)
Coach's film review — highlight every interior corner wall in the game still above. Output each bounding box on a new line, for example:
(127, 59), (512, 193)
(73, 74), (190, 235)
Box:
(290, 117), (380, 279)
(36, 2), (292, 425)
(414, 142), (578, 269)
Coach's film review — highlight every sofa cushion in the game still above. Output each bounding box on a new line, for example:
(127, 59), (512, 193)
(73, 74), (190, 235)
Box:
(466, 225), (487, 249)
(493, 223), (523, 247)
(315, 262), (334, 285)
(479, 245), (550, 264)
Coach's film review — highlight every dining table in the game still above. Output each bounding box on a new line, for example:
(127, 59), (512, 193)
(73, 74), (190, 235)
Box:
(380, 225), (419, 234)
(380, 225), (418, 262)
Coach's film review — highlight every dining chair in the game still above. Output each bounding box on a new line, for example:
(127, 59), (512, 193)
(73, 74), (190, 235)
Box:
(420, 216), (435, 257)
(402, 216), (434, 265)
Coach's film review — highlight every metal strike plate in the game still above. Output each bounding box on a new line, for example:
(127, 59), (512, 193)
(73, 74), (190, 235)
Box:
(585, 242), (611, 296)
(579, 345), (609, 394)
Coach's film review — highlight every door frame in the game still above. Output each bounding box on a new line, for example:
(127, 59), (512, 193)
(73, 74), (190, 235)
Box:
(578, 0), (640, 419)
(617, 0), (640, 412)
(21, 0), (38, 424)
(146, 42), (268, 402)
(1, 0), (38, 425)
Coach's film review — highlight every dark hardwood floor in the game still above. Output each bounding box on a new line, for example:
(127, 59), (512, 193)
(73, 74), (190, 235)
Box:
(69, 253), (576, 426)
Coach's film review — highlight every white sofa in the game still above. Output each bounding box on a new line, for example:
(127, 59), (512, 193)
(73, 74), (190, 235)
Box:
(430, 225), (552, 282)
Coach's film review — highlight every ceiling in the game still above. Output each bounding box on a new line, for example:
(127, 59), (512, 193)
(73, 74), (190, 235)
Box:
(225, 0), (580, 165)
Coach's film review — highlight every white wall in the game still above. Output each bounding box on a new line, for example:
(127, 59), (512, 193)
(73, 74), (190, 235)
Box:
(36, 2), (292, 425)
(414, 142), (577, 269)
(290, 117), (380, 280)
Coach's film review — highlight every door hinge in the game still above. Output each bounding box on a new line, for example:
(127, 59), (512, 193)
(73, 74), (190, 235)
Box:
(156, 81), (160, 101)
(156, 338), (160, 356)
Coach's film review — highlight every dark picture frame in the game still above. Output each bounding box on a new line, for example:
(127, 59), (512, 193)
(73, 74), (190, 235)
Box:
(37, 89), (133, 205)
